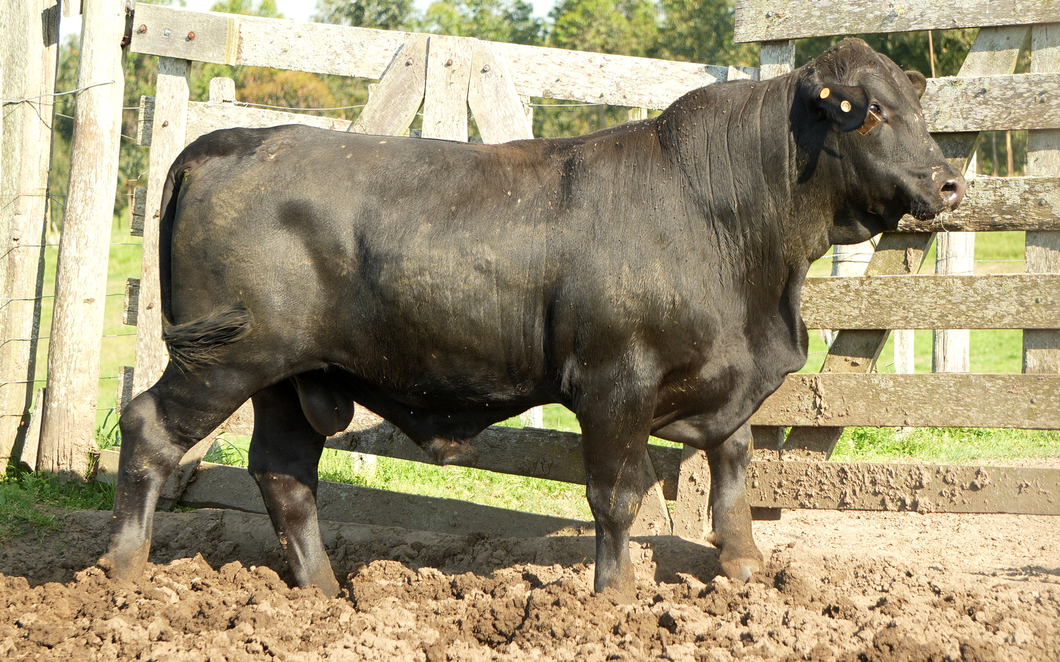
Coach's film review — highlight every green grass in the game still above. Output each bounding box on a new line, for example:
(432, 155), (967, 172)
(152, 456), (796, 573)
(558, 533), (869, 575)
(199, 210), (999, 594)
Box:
(0, 467), (115, 541)
(32, 210), (142, 432)
(832, 427), (1060, 464)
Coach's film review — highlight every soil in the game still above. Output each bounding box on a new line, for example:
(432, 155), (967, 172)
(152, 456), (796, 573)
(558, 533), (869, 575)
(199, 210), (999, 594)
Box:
(1, 507), (1057, 661)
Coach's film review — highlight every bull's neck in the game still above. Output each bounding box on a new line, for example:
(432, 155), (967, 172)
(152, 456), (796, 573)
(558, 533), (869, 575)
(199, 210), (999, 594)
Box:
(658, 75), (830, 281)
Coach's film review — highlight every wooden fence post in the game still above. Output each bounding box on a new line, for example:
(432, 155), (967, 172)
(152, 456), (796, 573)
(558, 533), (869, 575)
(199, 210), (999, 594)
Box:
(824, 240), (874, 346)
(1024, 24), (1060, 374)
(933, 156), (976, 373)
(132, 57), (189, 396)
(0, 0), (59, 465)
(422, 35), (473, 142)
(38, 0), (127, 477)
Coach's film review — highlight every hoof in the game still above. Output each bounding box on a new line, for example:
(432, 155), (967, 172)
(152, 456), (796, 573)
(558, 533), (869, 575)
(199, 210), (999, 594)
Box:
(97, 540), (151, 582)
(719, 545), (763, 583)
(720, 558), (759, 583)
(311, 573), (342, 599)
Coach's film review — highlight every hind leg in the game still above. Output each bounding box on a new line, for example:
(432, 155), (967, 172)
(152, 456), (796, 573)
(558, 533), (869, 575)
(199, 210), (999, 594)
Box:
(100, 363), (260, 582)
(248, 380), (340, 597)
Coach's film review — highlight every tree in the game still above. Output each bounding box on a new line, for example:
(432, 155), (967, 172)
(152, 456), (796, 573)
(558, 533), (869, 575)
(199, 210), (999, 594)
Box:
(652, 0), (757, 67)
(421, 0), (544, 45)
(548, 0), (658, 57)
(313, 0), (414, 31)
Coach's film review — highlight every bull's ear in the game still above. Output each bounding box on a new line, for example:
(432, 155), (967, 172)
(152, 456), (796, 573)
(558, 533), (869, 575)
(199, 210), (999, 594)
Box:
(814, 83), (870, 133)
(906, 71), (928, 98)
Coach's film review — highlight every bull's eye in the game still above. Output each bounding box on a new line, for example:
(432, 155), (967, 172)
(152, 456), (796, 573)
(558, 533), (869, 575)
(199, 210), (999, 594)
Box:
(857, 104), (884, 135)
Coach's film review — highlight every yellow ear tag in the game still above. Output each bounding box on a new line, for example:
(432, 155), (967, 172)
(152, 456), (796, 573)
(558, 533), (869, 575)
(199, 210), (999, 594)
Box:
(857, 107), (883, 135)
(819, 88), (831, 99)
(840, 99), (852, 113)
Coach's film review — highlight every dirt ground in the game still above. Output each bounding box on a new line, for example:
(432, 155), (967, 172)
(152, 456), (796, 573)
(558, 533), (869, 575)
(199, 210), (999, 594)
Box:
(0, 505), (1057, 661)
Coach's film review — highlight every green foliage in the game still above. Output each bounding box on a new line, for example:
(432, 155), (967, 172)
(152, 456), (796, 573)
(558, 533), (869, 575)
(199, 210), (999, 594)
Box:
(204, 434), (250, 467)
(422, 0), (545, 45)
(653, 0), (757, 67)
(548, 0), (658, 57)
(0, 467), (115, 541)
(0, 483), (55, 541)
(833, 427), (1060, 465)
(313, 0), (414, 30)
(794, 29), (978, 76)
(209, 0), (282, 17)
(94, 410), (121, 451)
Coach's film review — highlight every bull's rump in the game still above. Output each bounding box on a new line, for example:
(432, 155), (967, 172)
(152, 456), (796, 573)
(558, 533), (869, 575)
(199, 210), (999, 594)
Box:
(167, 126), (579, 405)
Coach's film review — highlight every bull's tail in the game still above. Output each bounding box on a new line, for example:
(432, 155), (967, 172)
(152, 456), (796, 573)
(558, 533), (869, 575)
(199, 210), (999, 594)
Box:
(163, 306), (253, 373)
(158, 135), (255, 373)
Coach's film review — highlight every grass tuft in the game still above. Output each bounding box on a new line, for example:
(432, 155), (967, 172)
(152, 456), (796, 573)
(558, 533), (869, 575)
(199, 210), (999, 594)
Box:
(0, 466), (115, 541)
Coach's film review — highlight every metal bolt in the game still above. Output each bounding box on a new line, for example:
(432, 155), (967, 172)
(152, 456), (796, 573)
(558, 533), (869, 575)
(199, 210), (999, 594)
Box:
(482, 64), (491, 73)
(445, 58), (453, 67)
(405, 58), (413, 66)
(187, 31), (196, 40)
(137, 24), (147, 34)
(162, 28), (171, 37)
(162, 120), (169, 128)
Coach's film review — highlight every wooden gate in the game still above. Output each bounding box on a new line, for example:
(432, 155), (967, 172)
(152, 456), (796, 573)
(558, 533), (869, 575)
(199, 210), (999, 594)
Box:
(92, 1), (1060, 541)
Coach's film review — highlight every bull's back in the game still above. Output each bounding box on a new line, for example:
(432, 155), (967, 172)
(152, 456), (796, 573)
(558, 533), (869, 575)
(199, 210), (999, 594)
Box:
(167, 126), (567, 398)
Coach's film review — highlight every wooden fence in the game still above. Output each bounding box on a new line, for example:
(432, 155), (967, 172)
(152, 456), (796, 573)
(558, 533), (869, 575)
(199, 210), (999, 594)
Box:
(29, 1), (1060, 539)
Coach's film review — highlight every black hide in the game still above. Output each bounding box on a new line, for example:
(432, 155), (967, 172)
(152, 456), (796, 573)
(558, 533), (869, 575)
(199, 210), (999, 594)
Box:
(101, 39), (965, 598)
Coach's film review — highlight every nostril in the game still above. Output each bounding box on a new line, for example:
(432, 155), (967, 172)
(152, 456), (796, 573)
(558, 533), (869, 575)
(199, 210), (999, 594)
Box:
(941, 178), (965, 207)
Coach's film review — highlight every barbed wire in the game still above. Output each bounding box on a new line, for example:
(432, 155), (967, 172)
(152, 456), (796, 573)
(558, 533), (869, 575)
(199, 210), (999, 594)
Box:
(229, 100), (368, 112)
(1, 80), (116, 106)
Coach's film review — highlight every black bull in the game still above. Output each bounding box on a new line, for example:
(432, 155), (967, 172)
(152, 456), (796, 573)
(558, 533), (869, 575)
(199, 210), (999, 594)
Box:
(101, 39), (965, 598)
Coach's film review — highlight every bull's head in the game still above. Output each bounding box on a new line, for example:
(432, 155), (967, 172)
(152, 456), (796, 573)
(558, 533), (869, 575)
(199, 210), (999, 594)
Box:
(794, 38), (966, 244)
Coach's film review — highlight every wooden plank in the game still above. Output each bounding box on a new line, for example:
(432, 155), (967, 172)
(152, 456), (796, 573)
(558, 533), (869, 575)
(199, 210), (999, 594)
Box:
(122, 278), (139, 326)
(38, 0), (127, 477)
(129, 7), (237, 64)
(897, 176), (1060, 233)
(133, 57), (189, 397)
(18, 388), (44, 471)
(468, 40), (534, 144)
(129, 5), (752, 110)
(208, 76), (235, 103)
(802, 274), (1060, 330)
(672, 445), (711, 540)
(96, 450), (591, 538)
(115, 366), (133, 418)
(733, 0), (1059, 43)
(933, 221), (975, 373)
(130, 186), (146, 237)
(630, 453), (673, 537)
(328, 419), (682, 501)
(136, 95), (154, 146)
(349, 34), (427, 137)
(924, 73), (1060, 133)
(185, 100), (353, 144)
(497, 42), (742, 109)
(0, 0), (59, 465)
(759, 40), (794, 81)
(422, 35), (472, 141)
(747, 460), (1060, 516)
(754, 373), (1060, 429)
(1024, 25), (1060, 374)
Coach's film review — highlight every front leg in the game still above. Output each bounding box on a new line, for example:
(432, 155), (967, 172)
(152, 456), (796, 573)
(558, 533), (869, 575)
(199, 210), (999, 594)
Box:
(707, 423), (763, 581)
(654, 418), (763, 582)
